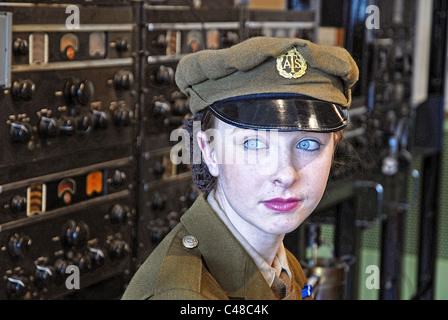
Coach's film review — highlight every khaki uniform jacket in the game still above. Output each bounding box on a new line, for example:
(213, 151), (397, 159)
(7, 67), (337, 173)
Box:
(121, 194), (311, 300)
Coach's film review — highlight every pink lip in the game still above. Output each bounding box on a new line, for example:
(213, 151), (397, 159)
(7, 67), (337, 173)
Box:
(262, 198), (301, 212)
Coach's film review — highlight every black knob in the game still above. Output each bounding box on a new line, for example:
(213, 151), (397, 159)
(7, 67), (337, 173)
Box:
(164, 115), (184, 127)
(6, 276), (28, 299)
(92, 110), (111, 129)
(110, 169), (126, 186)
(77, 80), (94, 106)
(11, 80), (35, 101)
(13, 38), (29, 56)
(88, 248), (105, 268)
(152, 34), (167, 50)
(109, 204), (129, 224)
(114, 38), (129, 51)
(38, 116), (59, 137)
(9, 122), (33, 143)
(222, 31), (238, 48)
(64, 79), (94, 106)
(180, 184), (199, 208)
(76, 113), (95, 135)
(73, 252), (93, 273)
(7, 233), (32, 258)
(151, 192), (166, 211)
(152, 161), (165, 179)
(33, 265), (54, 290)
(61, 220), (90, 250)
(108, 240), (128, 261)
(148, 218), (169, 243)
(58, 115), (76, 136)
(10, 195), (26, 213)
(154, 65), (174, 85)
(113, 70), (134, 90)
(172, 98), (189, 116)
(167, 211), (180, 230)
(53, 259), (70, 286)
(153, 100), (171, 119)
(113, 105), (132, 126)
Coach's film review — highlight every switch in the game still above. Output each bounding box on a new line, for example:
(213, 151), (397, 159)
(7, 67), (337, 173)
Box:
(6, 276), (28, 299)
(38, 116), (59, 138)
(88, 248), (105, 268)
(92, 110), (111, 129)
(9, 122), (33, 143)
(33, 265), (54, 290)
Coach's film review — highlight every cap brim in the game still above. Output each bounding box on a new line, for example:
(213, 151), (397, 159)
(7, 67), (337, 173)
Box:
(208, 94), (348, 132)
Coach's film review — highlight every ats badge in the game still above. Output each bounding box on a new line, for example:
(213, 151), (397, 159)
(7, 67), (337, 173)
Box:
(276, 47), (307, 79)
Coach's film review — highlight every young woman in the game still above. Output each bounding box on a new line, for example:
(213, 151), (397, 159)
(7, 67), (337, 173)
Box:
(122, 36), (358, 300)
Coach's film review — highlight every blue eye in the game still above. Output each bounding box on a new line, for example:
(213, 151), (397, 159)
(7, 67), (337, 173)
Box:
(244, 139), (266, 150)
(297, 139), (321, 151)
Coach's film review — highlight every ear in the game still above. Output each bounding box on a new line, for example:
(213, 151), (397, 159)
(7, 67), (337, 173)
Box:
(196, 130), (219, 177)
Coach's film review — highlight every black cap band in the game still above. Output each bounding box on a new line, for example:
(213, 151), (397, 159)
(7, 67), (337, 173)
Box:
(208, 94), (348, 132)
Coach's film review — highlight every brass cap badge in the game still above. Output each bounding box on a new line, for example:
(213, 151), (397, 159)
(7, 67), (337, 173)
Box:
(276, 47), (307, 79)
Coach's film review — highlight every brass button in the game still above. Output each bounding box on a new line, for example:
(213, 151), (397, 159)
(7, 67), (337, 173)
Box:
(182, 235), (198, 249)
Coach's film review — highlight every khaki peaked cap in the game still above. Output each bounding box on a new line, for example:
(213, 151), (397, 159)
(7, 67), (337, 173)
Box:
(175, 36), (359, 115)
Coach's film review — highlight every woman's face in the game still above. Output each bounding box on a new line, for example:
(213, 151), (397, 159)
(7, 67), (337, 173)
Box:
(198, 118), (336, 236)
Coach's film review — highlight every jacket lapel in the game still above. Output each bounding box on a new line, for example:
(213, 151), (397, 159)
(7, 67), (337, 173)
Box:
(181, 194), (277, 300)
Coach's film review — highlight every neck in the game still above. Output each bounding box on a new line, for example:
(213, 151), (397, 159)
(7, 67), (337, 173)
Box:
(213, 185), (285, 265)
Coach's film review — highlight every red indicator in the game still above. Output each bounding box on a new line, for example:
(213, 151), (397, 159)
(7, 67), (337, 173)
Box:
(58, 178), (76, 205)
(65, 45), (75, 60)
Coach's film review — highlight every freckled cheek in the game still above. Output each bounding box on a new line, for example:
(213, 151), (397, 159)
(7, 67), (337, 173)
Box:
(219, 164), (264, 195)
(303, 155), (333, 195)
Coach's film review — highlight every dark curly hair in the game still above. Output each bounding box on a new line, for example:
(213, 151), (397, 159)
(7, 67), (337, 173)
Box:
(182, 109), (217, 194)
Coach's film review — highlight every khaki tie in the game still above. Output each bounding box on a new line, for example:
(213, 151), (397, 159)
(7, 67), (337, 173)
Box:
(271, 270), (299, 300)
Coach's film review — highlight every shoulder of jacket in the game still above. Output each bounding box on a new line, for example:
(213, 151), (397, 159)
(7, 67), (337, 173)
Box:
(153, 225), (204, 297)
(122, 222), (203, 300)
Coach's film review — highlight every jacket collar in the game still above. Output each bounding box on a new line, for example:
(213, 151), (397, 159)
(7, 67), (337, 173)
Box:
(180, 194), (277, 300)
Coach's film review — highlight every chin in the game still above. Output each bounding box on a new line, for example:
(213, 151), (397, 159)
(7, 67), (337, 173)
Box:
(265, 219), (303, 235)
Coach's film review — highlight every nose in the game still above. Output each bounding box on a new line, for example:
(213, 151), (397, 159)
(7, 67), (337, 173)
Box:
(272, 151), (298, 188)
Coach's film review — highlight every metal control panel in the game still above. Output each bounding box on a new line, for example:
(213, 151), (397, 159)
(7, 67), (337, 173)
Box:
(0, 3), (137, 299)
